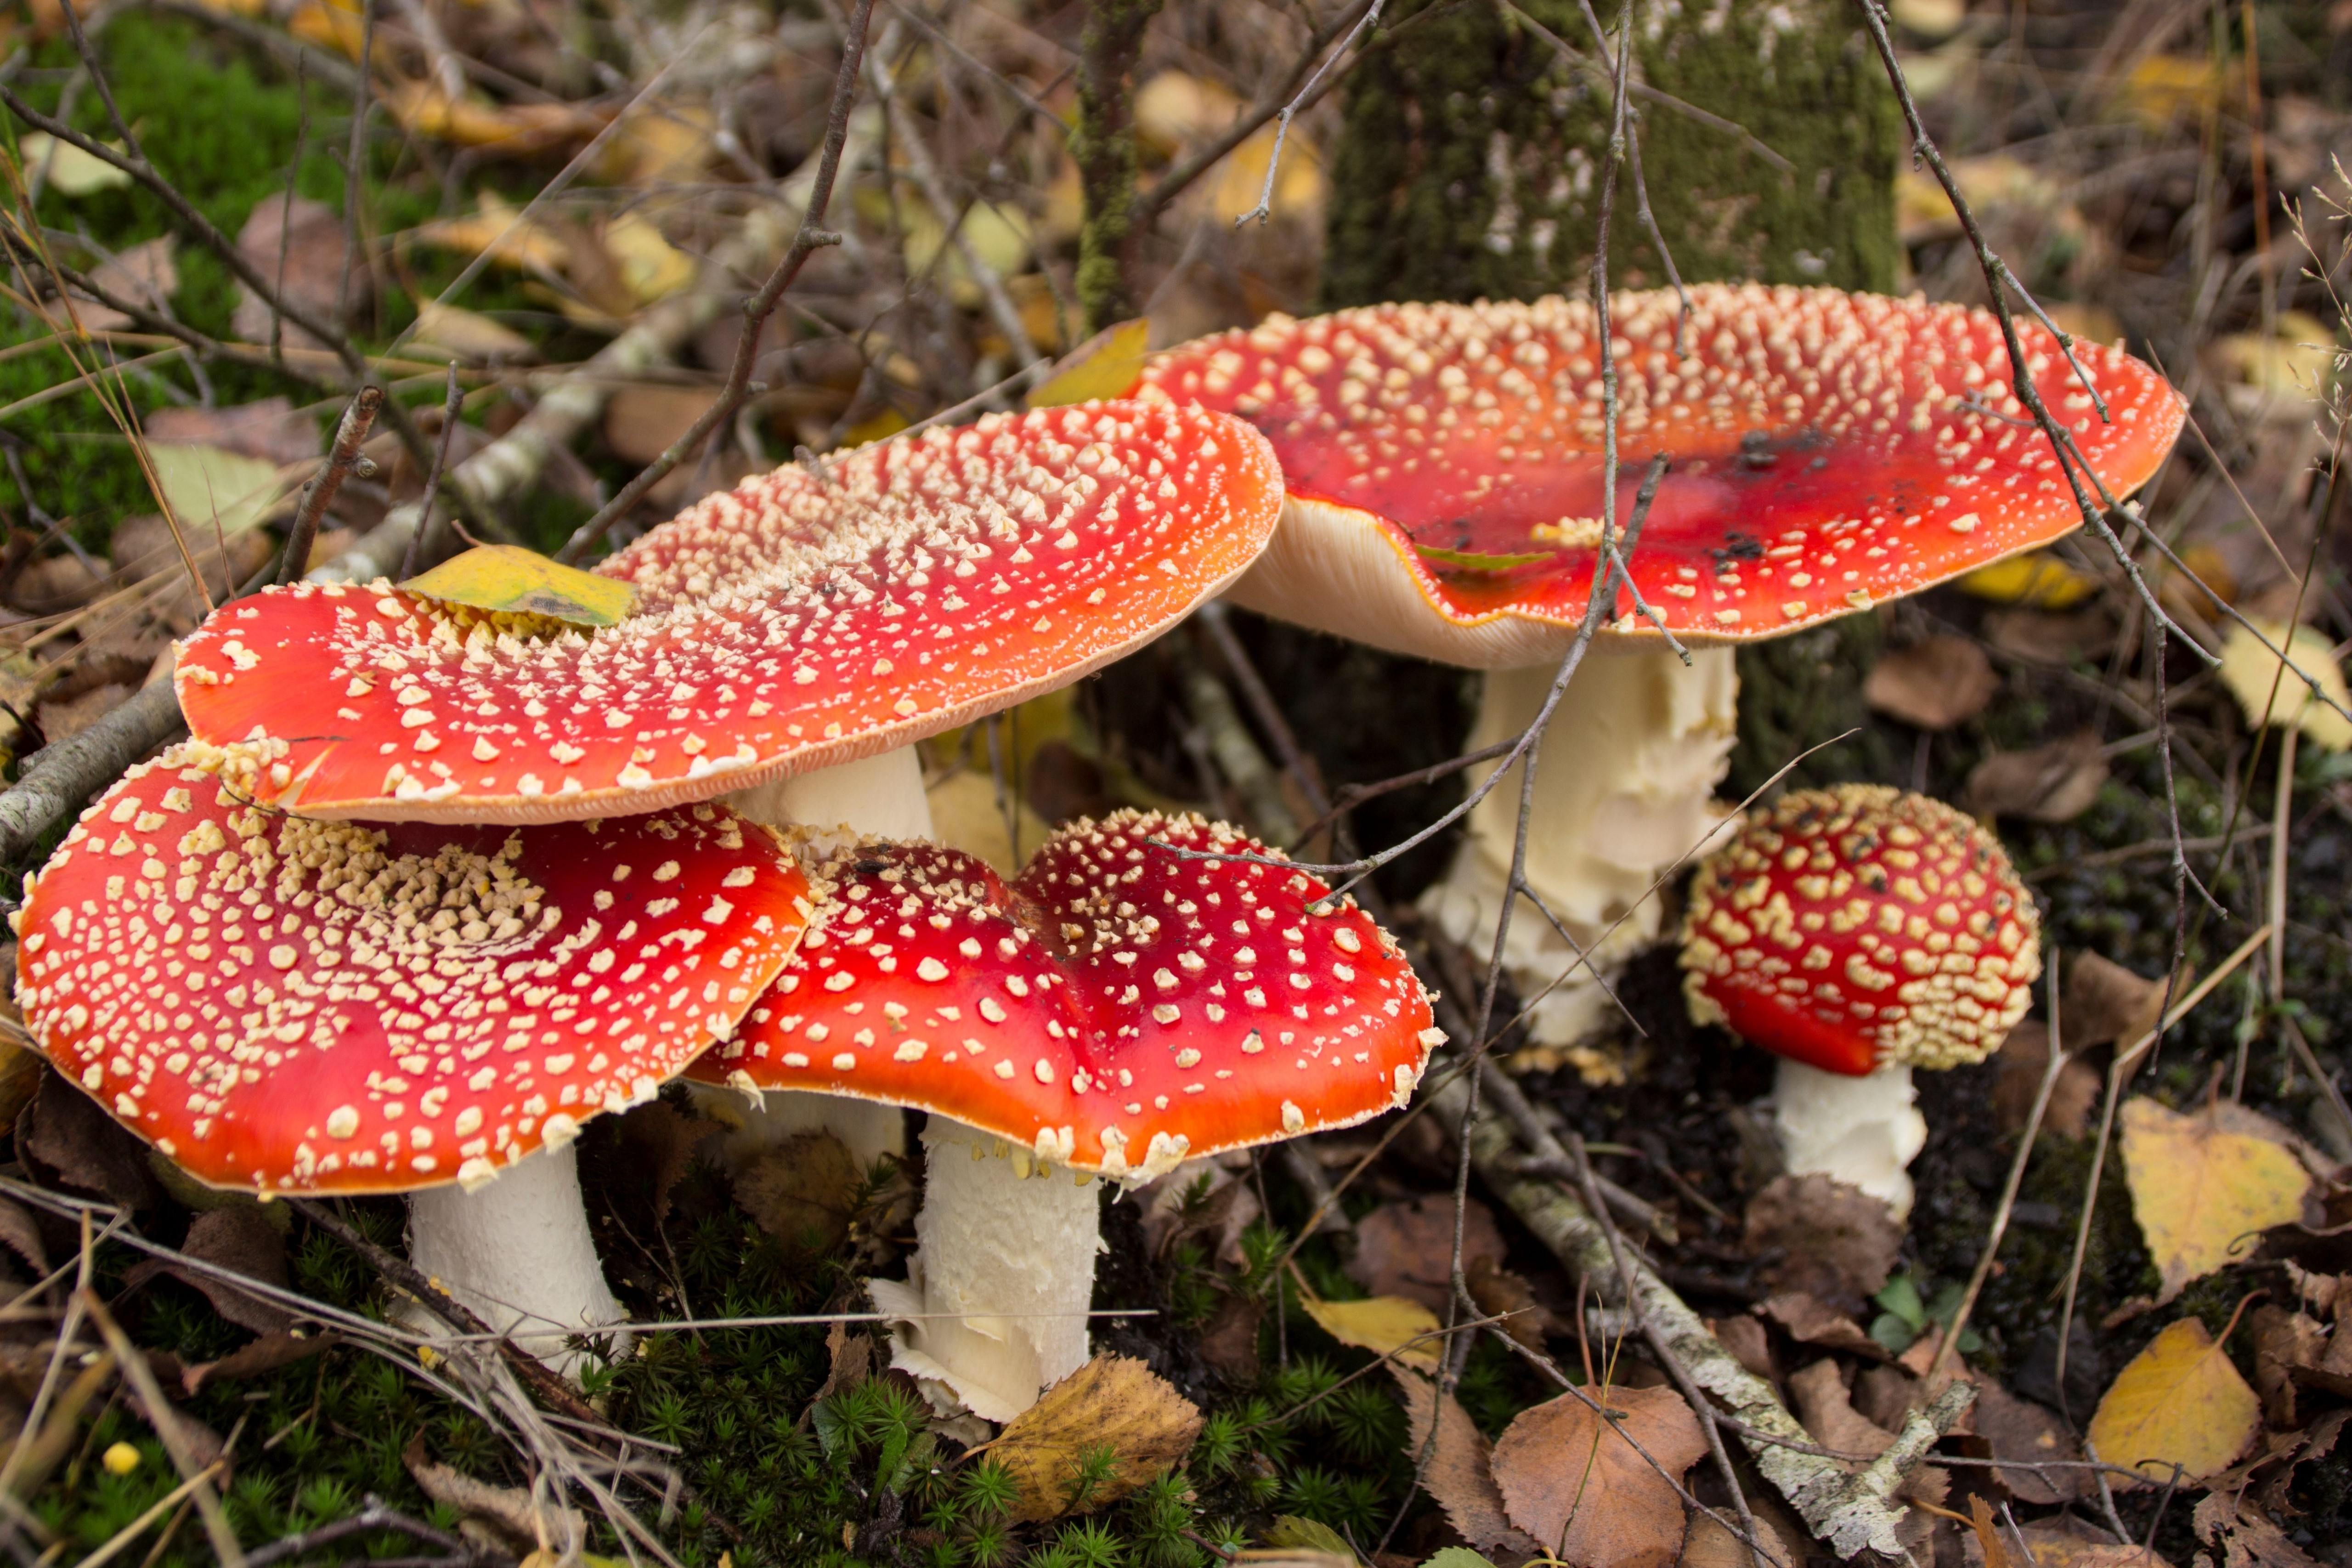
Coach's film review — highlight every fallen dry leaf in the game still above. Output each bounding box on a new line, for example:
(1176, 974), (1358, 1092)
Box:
(2064, 952), (2168, 1051)
(1762, 1291), (1887, 1359)
(733, 1130), (860, 1254)
(2194, 1491), (2325, 1568)
(1962, 1520), (2171, 1568)
(1991, 1019), (2101, 1138)
(411, 301), (536, 365)
(602, 383), (719, 467)
(2219, 618), (2352, 753)
(1679, 1494), (1811, 1568)
(1864, 634), (2000, 730)
(1298, 1292), (1443, 1370)
(1490, 1383), (1707, 1568)
(2250, 1304), (2326, 1425)
(147, 397), (318, 466)
(2120, 1096), (2312, 1304)
(1982, 605), (2119, 665)
(70, 236), (176, 332)
(1346, 1194), (1506, 1313)
(987, 1355), (1203, 1522)
(1390, 1366), (1538, 1558)
(1742, 1173), (1902, 1313)
(232, 193), (362, 350)
(404, 1433), (585, 1551)
(21, 130), (131, 196)
(2087, 1316), (2260, 1486)
(121, 1205), (291, 1336)
(1971, 1379), (2088, 1503)
(18, 1068), (161, 1211)
(1963, 731), (2110, 822)
(1465, 1255), (1559, 1351)
(1956, 549), (2100, 610)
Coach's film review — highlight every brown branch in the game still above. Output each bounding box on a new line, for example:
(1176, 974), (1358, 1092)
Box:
(1074, 0), (1167, 329)
(554, 0), (877, 562)
(278, 384), (382, 585)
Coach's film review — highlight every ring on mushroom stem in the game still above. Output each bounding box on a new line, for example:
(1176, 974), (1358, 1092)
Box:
(1676, 784), (2041, 1220)
(1139, 284), (2179, 1071)
(687, 809), (1441, 1421)
(9, 752), (810, 1370)
(173, 398), (1287, 1172)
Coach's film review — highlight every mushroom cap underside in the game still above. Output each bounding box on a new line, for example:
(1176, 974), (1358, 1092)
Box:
(12, 755), (810, 1194)
(1140, 284), (2184, 663)
(1677, 783), (2041, 1076)
(175, 401), (1284, 822)
(687, 810), (1440, 1178)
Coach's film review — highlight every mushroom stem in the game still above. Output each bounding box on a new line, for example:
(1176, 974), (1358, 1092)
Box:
(704, 746), (937, 1170)
(405, 1143), (626, 1371)
(871, 1119), (1101, 1422)
(1771, 1057), (1927, 1221)
(1421, 650), (1738, 1061)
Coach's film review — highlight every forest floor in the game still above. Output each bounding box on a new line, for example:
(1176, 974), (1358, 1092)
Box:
(0, 0), (2350, 1565)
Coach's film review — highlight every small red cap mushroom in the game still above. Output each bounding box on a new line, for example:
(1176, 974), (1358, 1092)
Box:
(689, 811), (1441, 1177)
(174, 402), (1283, 821)
(1138, 286), (2183, 660)
(11, 753), (810, 1193)
(1678, 784), (2040, 1075)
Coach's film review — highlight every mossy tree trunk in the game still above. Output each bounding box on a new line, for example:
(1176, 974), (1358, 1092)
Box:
(1075, 0), (1168, 333)
(1322, 0), (1899, 308)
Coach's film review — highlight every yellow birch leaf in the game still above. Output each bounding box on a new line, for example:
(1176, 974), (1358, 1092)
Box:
(19, 132), (132, 197)
(602, 214), (695, 306)
(149, 445), (288, 538)
(2217, 618), (2352, 753)
(2121, 1097), (2311, 1304)
(1955, 551), (2098, 610)
(416, 192), (573, 277)
(1298, 1293), (1443, 1370)
(983, 1355), (1203, 1522)
(1025, 319), (1149, 410)
(401, 544), (636, 628)
(2086, 1317), (2259, 1486)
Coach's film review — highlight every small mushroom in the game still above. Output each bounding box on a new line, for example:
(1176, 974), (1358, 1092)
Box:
(1677, 784), (2040, 1219)
(11, 753), (809, 1364)
(175, 400), (1285, 1166)
(1141, 286), (2176, 1058)
(689, 810), (1440, 1419)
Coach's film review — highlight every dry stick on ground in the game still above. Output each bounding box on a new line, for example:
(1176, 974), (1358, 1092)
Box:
(1422, 1061), (1974, 1560)
(279, 383), (384, 584)
(401, 363), (467, 579)
(555, 0), (879, 563)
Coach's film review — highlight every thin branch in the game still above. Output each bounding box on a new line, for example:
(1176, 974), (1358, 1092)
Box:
(1233, 0), (1385, 227)
(278, 383), (382, 585)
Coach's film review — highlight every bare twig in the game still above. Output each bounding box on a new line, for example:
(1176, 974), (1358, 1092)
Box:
(402, 363), (466, 580)
(279, 384), (383, 585)
(1233, 0), (1386, 227)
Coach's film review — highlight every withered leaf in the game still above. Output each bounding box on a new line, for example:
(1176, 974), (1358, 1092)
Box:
(1346, 1194), (1506, 1313)
(232, 194), (362, 351)
(1679, 1496), (1811, 1568)
(146, 397), (318, 467)
(988, 1355), (1203, 1522)
(405, 1433), (586, 1550)
(1743, 1173), (1902, 1313)
(1788, 1359), (1950, 1507)
(2064, 952), (2168, 1052)
(124, 1205), (293, 1336)
(1970, 1379), (2087, 1504)
(1864, 634), (1999, 730)
(1298, 1293), (1442, 1370)
(1991, 1019), (2101, 1138)
(2250, 1304), (2325, 1425)
(1761, 1291), (1888, 1359)
(1490, 1384), (1707, 1568)
(0, 1194), (46, 1277)
(2120, 1097), (2312, 1305)
(184, 1328), (335, 1395)
(734, 1130), (861, 1255)
(1389, 1366), (1538, 1558)
(2087, 1317), (2260, 1486)
(18, 1069), (161, 1212)
(2193, 1492), (2325, 1568)
(1963, 731), (2109, 822)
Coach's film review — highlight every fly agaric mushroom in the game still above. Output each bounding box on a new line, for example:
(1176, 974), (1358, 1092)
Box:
(175, 401), (1283, 1170)
(686, 809), (1440, 1420)
(1678, 784), (2039, 1219)
(1139, 285), (2177, 1059)
(10, 751), (808, 1363)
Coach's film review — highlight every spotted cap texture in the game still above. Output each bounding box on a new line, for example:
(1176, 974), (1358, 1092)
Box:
(1679, 785), (2040, 1076)
(1139, 285), (2182, 656)
(688, 811), (1440, 1178)
(11, 753), (810, 1194)
(175, 402), (1283, 822)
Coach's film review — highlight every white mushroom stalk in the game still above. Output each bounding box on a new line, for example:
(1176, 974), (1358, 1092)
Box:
(407, 1142), (625, 1367)
(869, 1121), (1103, 1422)
(1418, 651), (1739, 1072)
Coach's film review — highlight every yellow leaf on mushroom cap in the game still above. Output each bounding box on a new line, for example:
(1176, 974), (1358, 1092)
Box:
(2217, 618), (2352, 752)
(2086, 1316), (2261, 1487)
(401, 544), (637, 628)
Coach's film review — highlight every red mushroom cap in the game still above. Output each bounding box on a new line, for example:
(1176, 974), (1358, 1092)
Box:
(1678, 784), (2040, 1076)
(1138, 285), (2184, 664)
(11, 753), (809, 1194)
(688, 811), (1440, 1178)
(175, 401), (1283, 821)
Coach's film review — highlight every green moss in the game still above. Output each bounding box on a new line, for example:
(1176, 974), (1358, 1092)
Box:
(1323, 0), (1899, 308)
(1726, 613), (1899, 799)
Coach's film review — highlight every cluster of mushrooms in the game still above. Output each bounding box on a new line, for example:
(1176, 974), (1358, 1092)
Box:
(11, 283), (2180, 1421)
